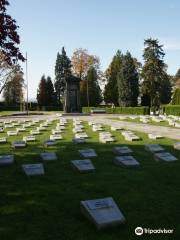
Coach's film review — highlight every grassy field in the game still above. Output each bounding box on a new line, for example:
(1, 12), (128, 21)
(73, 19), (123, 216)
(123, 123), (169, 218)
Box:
(0, 118), (180, 240)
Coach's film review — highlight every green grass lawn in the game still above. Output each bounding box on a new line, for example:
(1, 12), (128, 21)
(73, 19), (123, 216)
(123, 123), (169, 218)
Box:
(0, 119), (180, 240)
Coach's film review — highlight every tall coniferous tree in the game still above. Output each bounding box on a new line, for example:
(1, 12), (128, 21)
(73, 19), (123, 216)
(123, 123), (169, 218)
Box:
(45, 76), (55, 106)
(117, 52), (139, 106)
(54, 47), (71, 106)
(37, 75), (46, 107)
(104, 50), (123, 105)
(141, 38), (168, 109)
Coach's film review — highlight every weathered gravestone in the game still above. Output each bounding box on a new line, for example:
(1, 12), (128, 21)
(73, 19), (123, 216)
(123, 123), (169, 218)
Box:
(23, 135), (36, 142)
(12, 140), (26, 148)
(148, 133), (163, 140)
(30, 130), (40, 135)
(22, 163), (44, 176)
(154, 152), (178, 162)
(7, 131), (18, 136)
(113, 146), (133, 155)
(79, 149), (97, 158)
(50, 134), (62, 140)
(0, 137), (7, 143)
(71, 159), (95, 172)
(145, 144), (165, 153)
(80, 197), (125, 229)
(44, 139), (57, 147)
(0, 155), (14, 166)
(40, 152), (57, 161)
(114, 156), (140, 166)
(174, 142), (180, 150)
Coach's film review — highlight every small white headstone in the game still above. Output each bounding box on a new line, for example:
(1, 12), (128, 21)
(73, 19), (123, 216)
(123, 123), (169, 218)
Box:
(40, 152), (57, 161)
(50, 134), (62, 140)
(12, 140), (26, 148)
(0, 155), (14, 166)
(71, 159), (95, 172)
(80, 197), (125, 229)
(22, 163), (44, 176)
(0, 137), (7, 143)
(23, 135), (36, 142)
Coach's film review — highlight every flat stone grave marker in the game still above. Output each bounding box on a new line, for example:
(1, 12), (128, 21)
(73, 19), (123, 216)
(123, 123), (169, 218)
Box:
(52, 129), (62, 134)
(148, 133), (163, 140)
(75, 133), (88, 138)
(50, 134), (62, 140)
(0, 137), (7, 143)
(7, 131), (18, 136)
(80, 197), (125, 229)
(0, 155), (14, 166)
(12, 140), (26, 148)
(174, 142), (180, 150)
(124, 134), (140, 141)
(114, 155), (140, 166)
(40, 152), (57, 161)
(73, 137), (86, 144)
(113, 146), (133, 155)
(23, 135), (36, 142)
(37, 126), (46, 131)
(71, 159), (95, 172)
(16, 127), (26, 132)
(30, 130), (40, 135)
(154, 152), (178, 162)
(111, 126), (123, 131)
(22, 163), (44, 176)
(56, 125), (65, 130)
(73, 128), (83, 133)
(44, 139), (57, 146)
(145, 144), (165, 153)
(79, 149), (97, 157)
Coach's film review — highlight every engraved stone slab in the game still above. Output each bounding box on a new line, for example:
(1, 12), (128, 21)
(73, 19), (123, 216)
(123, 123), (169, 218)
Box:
(71, 159), (95, 172)
(73, 137), (86, 143)
(7, 131), (18, 136)
(12, 140), (26, 148)
(37, 126), (46, 131)
(0, 137), (7, 143)
(111, 126), (123, 131)
(50, 134), (62, 140)
(145, 144), (165, 153)
(114, 155), (140, 166)
(75, 133), (88, 138)
(40, 152), (57, 161)
(23, 135), (36, 142)
(44, 139), (57, 146)
(0, 155), (14, 166)
(52, 129), (62, 134)
(154, 152), (178, 162)
(30, 130), (40, 135)
(80, 197), (125, 229)
(22, 163), (44, 176)
(79, 149), (97, 158)
(148, 133), (163, 139)
(113, 146), (133, 155)
(16, 127), (26, 132)
(174, 142), (180, 150)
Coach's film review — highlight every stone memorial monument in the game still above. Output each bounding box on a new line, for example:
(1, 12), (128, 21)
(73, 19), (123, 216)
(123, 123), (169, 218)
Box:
(64, 75), (81, 113)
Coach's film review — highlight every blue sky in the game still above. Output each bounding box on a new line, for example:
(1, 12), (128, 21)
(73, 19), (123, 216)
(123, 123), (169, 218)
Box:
(7, 0), (180, 100)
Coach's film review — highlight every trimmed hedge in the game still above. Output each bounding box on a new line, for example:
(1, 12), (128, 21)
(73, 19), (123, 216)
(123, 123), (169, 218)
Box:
(163, 105), (180, 116)
(82, 106), (150, 115)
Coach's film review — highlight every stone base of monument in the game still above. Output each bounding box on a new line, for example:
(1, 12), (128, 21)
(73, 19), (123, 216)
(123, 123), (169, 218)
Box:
(0, 155), (14, 166)
(40, 152), (57, 161)
(114, 156), (140, 166)
(71, 159), (95, 173)
(154, 152), (178, 162)
(174, 142), (180, 150)
(113, 146), (133, 155)
(80, 197), (125, 229)
(22, 163), (44, 176)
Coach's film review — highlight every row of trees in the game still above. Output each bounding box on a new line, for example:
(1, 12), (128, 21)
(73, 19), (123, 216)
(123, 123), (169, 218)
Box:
(104, 39), (172, 109)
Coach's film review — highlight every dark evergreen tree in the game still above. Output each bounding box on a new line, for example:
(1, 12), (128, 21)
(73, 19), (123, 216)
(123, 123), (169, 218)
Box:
(80, 67), (102, 106)
(37, 75), (46, 107)
(171, 88), (180, 105)
(104, 50), (123, 105)
(45, 76), (55, 106)
(54, 47), (71, 105)
(0, 0), (24, 64)
(117, 52), (139, 106)
(174, 68), (180, 88)
(160, 75), (172, 104)
(141, 38), (168, 110)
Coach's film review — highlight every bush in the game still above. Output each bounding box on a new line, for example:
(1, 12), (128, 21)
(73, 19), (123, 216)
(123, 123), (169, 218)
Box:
(163, 105), (180, 116)
(82, 106), (150, 115)
(171, 88), (180, 105)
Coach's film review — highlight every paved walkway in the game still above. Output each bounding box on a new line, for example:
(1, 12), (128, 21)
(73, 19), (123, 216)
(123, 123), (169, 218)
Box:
(0, 113), (180, 140)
